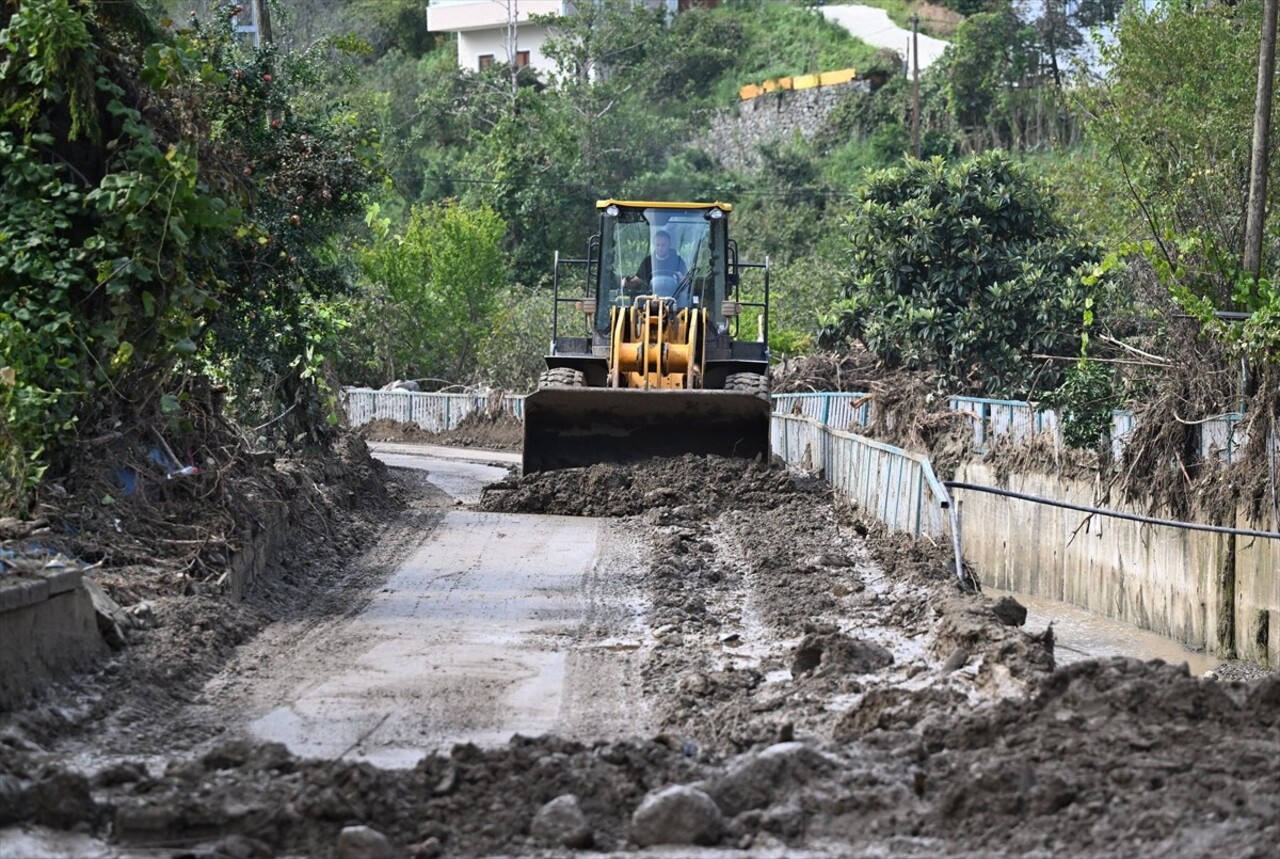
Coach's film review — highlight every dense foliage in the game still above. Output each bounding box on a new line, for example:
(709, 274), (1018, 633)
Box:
(1083, 0), (1280, 362)
(354, 200), (507, 385)
(0, 0), (379, 509)
(821, 153), (1107, 397)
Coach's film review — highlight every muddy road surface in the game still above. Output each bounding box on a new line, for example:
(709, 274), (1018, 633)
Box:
(1, 443), (1277, 858)
(213, 448), (652, 765)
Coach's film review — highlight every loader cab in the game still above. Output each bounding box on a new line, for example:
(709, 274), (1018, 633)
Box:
(547, 199), (769, 389)
(595, 201), (732, 333)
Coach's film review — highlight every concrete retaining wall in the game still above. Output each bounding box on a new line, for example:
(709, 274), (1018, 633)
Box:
(0, 580), (106, 710)
(0, 494), (292, 710)
(954, 462), (1278, 666)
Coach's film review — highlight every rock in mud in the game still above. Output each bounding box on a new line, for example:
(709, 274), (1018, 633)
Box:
(206, 834), (274, 858)
(992, 596), (1028, 626)
(791, 629), (894, 677)
(630, 784), (723, 847)
(942, 647), (969, 672)
(337, 825), (394, 859)
(83, 578), (128, 649)
(31, 769), (96, 828)
(531, 794), (593, 848)
(705, 742), (832, 816)
(0, 772), (29, 824)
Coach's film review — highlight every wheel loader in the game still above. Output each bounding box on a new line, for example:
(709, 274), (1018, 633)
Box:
(522, 200), (772, 473)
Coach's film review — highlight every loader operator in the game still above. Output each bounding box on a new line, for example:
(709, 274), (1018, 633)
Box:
(623, 230), (688, 305)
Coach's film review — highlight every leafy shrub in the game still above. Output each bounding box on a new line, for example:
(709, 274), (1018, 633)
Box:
(821, 152), (1107, 398)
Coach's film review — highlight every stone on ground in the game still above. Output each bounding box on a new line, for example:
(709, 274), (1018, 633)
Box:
(531, 793), (593, 848)
(337, 825), (394, 859)
(705, 741), (831, 817)
(630, 784), (723, 847)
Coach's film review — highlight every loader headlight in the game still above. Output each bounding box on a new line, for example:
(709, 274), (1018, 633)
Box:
(605, 204), (619, 217)
(707, 208), (724, 220)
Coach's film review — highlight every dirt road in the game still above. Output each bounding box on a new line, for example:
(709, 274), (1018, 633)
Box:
(1, 442), (1276, 858)
(209, 449), (652, 765)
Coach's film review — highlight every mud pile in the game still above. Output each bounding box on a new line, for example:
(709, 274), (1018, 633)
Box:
(636, 479), (1055, 758)
(1, 434), (403, 752)
(480, 454), (815, 517)
(0, 736), (707, 857)
(360, 411), (523, 451)
(5, 668), (1275, 858)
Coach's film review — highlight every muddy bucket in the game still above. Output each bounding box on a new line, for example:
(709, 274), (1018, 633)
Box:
(522, 388), (772, 473)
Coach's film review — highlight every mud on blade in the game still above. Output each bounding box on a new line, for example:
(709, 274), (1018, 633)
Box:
(522, 388), (772, 473)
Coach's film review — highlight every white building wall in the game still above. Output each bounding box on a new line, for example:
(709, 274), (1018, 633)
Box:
(457, 24), (554, 73)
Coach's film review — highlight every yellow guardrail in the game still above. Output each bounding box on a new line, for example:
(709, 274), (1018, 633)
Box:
(739, 67), (856, 101)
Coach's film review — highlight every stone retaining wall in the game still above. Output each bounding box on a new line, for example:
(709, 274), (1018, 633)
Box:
(706, 82), (868, 172)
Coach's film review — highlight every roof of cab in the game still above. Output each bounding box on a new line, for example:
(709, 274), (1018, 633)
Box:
(596, 200), (733, 212)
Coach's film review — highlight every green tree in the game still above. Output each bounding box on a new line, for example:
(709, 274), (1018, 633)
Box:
(356, 200), (508, 384)
(821, 153), (1106, 397)
(1082, 0), (1280, 359)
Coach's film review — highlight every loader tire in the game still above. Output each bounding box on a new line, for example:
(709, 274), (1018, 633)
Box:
(725, 372), (771, 401)
(538, 368), (586, 389)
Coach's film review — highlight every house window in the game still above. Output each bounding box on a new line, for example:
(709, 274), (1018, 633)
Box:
(478, 54), (494, 71)
(515, 50), (530, 68)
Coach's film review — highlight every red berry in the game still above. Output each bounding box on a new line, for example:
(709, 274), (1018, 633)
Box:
(262, 74), (273, 83)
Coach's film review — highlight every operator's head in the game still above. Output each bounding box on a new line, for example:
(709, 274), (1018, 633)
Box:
(654, 230), (672, 258)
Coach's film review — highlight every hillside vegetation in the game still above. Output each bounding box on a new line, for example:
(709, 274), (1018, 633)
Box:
(3, 0), (1280, 514)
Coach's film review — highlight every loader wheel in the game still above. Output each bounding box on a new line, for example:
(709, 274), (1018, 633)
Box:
(725, 372), (771, 401)
(538, 368), (586, 389)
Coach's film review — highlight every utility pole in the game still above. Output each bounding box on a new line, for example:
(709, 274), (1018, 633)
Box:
(1244, 0), (1277, 286)
(254, 0), (275, 128)
(911, 13), (920, 159)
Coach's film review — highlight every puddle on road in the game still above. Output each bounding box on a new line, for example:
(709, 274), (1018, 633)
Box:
(986, 586), (1222, 675)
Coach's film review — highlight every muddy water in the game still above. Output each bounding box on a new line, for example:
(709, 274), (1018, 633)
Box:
(986, 585), (1222, 675)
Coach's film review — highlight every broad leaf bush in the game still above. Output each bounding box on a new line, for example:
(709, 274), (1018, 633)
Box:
(821, 153), (1108, 397)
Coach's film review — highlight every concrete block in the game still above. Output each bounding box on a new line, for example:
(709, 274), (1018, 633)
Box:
(43, 567), (83, 596)
(0, 577), (50, 613)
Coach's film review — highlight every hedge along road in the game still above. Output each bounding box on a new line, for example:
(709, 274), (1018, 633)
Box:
(206, 444), (653, 767)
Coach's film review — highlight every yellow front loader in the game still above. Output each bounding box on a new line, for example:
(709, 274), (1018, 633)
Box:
(522, 200), (772, 473)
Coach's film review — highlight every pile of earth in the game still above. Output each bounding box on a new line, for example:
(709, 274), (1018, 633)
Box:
(479, 454), (818, 517)
(358, 411), (522, 452)
(631, 471), (1051, 757)
(0, 433), (405, 750)
(3, 665), (1275, 858)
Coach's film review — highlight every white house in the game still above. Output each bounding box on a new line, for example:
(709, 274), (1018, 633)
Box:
(426, 1), (716, 74)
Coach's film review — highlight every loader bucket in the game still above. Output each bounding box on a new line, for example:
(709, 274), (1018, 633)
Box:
(522, 388), (772, 473)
